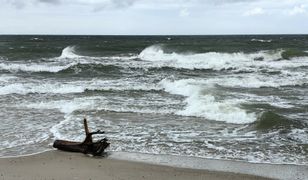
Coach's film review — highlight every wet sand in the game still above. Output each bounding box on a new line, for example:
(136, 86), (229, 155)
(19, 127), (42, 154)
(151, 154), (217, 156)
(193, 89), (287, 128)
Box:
(0, 150), (274, 180)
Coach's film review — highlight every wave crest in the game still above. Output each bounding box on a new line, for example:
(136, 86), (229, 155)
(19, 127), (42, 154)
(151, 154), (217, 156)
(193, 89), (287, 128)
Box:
(0, 62), (75, 73)
(138, 45), (286, 71)
(253, 111), (304, 130)
(251, 39), (272, 43)
(0, 79), (161, 95)
(159, 78), (257, 124)
(60, 46), (81, 58)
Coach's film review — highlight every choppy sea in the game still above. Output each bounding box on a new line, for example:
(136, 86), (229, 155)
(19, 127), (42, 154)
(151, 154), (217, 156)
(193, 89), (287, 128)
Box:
(0, 35), (307, 164)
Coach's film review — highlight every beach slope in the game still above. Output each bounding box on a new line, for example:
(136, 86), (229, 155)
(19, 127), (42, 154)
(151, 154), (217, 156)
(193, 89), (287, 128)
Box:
(0, 151), (272, 180)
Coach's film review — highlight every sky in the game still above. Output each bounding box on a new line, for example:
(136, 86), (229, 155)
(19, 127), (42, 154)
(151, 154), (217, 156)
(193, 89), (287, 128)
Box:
(0, 0), (308, 35)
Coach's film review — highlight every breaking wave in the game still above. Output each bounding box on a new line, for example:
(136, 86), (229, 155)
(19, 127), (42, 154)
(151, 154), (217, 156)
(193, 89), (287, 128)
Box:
(59, 46), (82, 59)
(281, 49), (308, 59)
(138, 45), (308, 72)
(253, 111), (305, 130)
(57, 63), (123, 75)
(0, 83), (84, 95)
(159, 78), (257, 124)
(0, 62), (76, 73)
(1, 45), (308, 74)
(0, 46), (137, 73)
(251, 38), (272, 43)
(205, 72), (308, 88)
(0, 46), (82, 73)
(0, 79), (161, 95)
(0, 75), (17, 84)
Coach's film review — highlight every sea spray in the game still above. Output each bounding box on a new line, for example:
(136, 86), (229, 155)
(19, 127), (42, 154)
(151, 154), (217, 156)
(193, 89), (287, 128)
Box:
(60, 46), (82, 59)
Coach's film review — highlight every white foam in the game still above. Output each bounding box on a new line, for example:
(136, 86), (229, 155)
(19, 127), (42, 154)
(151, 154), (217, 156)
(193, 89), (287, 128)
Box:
(233, 93), (295, 109)
(251, 38), (272, 43)
(0, 75), (17, 83)
(0, 62), (76, 73)
(22, 96), (176, 139)
(0, 132), (49, 152)
(0, 78), (161, 96)
(87, 79), (161, 92)
(205, 72), (308, 88)
(0, 82), (85, 95)
(138, 45), (285, 71)
(25, 97), (100, 114)
(30, 37), (44, 41)
(59, 46), (82, 59)
(49, 114), (81, 140)
(0, 46), (137, 73)
(23, 95), (175, 116)
(255, 57), (308, 70)
(288, 129), (308, 144)
(159, 79), (257, 124)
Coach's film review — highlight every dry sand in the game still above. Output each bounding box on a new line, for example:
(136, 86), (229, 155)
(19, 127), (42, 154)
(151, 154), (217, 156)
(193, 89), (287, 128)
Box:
(0, 150), (272, 180)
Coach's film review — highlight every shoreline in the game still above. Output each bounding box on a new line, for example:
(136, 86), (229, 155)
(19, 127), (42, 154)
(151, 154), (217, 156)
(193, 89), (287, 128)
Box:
(108, 151), (308, 180)
(0, 150), (307, 180)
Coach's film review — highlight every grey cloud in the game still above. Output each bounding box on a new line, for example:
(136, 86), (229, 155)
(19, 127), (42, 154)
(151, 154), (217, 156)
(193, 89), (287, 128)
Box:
(4, 0), (27, 8)
(3, 0), (138, 10)
(91, 0), (139, 12)
(200, 0), (259, 5)
(2, 0), (258, 10)
(0, 0), (274, 12)
(38, 0), (60, 4)
(111, 0), (137, 8)
(3, 0), (60, 8)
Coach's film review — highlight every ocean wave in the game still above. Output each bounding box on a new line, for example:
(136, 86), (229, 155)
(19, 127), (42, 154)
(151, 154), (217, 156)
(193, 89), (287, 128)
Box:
(0, 79), (161, 95)
(157, 70), (307, 90)
(21, 95), (177, 127)
(59, 46), (137, 60)
(59, 46), (82, 59)
(2, 45), (307, 74)
(24, 97), (102, 114)
(0, 61), (76, 73)
(211, 71), (308, 88)
(251, 38), (272, 43)
(0, 83), (85, 95)
(0, 75), (18, 84)
(253, 111), (304, 130)
(159, 78), (257, 124)
(30, 37), (44, 41)
(138, 45), (308, 72)
(138, 45), (283, 62)
(57, 63), (123, 75)
(281, 49), (308, 59)
(0, 46), (138, 73)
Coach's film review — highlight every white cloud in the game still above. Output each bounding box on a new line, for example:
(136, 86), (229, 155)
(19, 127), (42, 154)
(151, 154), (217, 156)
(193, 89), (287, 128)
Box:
(288, 5), (306, 15)
(243, 7), (265, 16)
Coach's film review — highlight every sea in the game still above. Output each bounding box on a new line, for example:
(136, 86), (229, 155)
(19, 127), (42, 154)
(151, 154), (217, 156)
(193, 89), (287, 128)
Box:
(0, 35), (307, 165)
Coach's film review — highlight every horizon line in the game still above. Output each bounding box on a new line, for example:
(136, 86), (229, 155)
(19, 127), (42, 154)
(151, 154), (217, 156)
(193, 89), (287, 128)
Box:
(0, 33), (308, 36)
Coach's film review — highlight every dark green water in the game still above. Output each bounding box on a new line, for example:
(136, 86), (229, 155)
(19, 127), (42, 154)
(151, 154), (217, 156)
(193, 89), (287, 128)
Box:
(0, 35), (307, 164)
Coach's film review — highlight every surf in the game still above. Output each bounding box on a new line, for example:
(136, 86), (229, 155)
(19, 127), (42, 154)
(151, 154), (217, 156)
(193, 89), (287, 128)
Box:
(159, 78), (257, 124)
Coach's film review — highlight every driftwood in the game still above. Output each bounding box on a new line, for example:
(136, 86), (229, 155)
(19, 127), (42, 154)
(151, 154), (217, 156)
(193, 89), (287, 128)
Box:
(53, 118), (110, 156)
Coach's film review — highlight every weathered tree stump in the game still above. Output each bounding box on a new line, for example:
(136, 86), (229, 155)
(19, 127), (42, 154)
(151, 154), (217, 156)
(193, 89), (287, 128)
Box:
(53, 118), (110, 156)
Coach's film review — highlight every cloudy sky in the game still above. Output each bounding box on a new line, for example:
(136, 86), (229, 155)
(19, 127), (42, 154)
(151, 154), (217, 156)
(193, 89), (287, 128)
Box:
(0, 0), (308, 35)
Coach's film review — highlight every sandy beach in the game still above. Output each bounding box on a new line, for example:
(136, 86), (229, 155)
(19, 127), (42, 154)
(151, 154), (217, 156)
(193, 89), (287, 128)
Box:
(0, 150), (275, 180)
